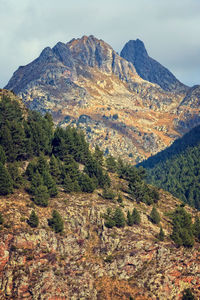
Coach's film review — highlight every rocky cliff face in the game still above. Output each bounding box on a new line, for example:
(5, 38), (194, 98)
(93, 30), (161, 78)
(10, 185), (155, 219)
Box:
(120, 39), (188, 92)
(4, 36), (200, 163)
(179, 85), (200, 108)
(0, 184), (200, 299)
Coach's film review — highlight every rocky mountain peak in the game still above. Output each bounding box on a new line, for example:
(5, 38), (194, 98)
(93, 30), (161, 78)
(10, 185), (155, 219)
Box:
(67, 35), (109, 68)
(66, 35), (137, 78)
(37, 46), (61, 65)
(122, 39), (148, 60)
(52, 42), (74, 68)
(4, 36), (200, 164)
(121, 39), (188, 92)
(39, 46), (54, 58)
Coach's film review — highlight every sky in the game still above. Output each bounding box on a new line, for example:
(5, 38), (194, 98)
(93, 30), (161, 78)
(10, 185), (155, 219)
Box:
(1, 0), (200, 88)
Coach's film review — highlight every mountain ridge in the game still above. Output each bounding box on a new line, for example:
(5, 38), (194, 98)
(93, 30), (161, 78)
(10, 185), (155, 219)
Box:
(4, 35), (200, 163)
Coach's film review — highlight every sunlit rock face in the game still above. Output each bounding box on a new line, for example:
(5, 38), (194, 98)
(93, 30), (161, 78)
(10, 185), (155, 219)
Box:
(5, 35), (200, 163)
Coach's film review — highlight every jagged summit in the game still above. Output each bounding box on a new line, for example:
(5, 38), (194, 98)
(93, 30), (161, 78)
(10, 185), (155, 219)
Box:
(4, 35), (200, 163)
(66, 35), (137, 79)
(120, 39), (188, 92)
(5, 35), (138, 93)
(123, 39), (149, 58)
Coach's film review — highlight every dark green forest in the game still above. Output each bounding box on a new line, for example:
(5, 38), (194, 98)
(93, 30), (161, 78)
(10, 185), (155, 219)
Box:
(0, 94), (110, 200)
(138, 125), (200, 210)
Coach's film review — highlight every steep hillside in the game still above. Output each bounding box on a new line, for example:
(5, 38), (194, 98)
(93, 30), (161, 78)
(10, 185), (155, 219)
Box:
(4, 36), (200, 163)
(1, 187), (200, 299)
(139, 125), (200, 209)
(0, 93), (200, 299)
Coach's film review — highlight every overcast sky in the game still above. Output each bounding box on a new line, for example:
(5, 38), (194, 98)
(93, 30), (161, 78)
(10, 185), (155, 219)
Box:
(1, 0), (200, 88)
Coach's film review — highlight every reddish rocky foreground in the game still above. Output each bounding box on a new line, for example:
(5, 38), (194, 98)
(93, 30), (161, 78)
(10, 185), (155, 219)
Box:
(0, 188), (200, 299)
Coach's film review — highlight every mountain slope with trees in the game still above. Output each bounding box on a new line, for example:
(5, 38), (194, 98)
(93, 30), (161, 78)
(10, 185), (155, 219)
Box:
(139, 125), (200, 209)
(0, 91), (112, 200)
(0, 90), (199, 299)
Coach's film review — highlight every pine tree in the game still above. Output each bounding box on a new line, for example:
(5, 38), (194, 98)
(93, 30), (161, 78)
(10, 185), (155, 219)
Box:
(171, 207), (194, 247)
(73, 180), (81, 192)
(36, 154), (49, 175)
(0, 162), (13, 195)
(34, 185), (49, 207)
(61, 153), (73, 165)
(94, 145), (104, 166)
(0, 212), (4, 225)
(9, 120), (26, 161)
(43, 171), (58, 197)
(117, 193), (123, 204)
(0, 96), (23, 125)
(150, 206), (160, 224)
(105, 217), (116, 228)
(78, 173), (95, 193)
(29, 170), (43, 195)
(48, 210), (64, 233)
(63, 175), (74, 193)
(171, 222), (183, 247)
(7, 162), (22, 189)
(106, 155), (117, 172)
(132, 208), (141, 225)
(52, 128), (67, 160)
(102, 188), (115, 200)
(49, 155), (61, 182)
(127, 210), (134, 226)
(0, 124), (14, 161)
(193, 216), (200, 241)
(26, 161), (37, 180)
(0, 146), (6, 164)
(84, 156), (109, 188)
(149, 187), (160, 203)
(104, 208), (116, 228)
(102, 171), (111, 188)
(117, 157), (124, 178)
(182, 288), (195, 300)
(26, 110), (52, 156)
(158, 226), (165, 241)
(28, 210), (39, 228)
(113, 207), (126, 228)
(128, 180), (145, 203)
(63, 159), (80, 182)
(181, 228), (194, 248)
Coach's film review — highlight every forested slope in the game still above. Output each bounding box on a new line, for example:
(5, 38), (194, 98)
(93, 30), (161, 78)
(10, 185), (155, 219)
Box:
(139, 125), (200, 209)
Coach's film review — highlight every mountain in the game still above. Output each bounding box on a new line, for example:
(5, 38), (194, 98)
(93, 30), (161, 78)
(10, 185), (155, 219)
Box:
(4, 35), (200, 163)
(139, 124), (200, 209)
(178, 84), (200, 108)
(120, 39), (188, 92)
(0, 91), (199, 300)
